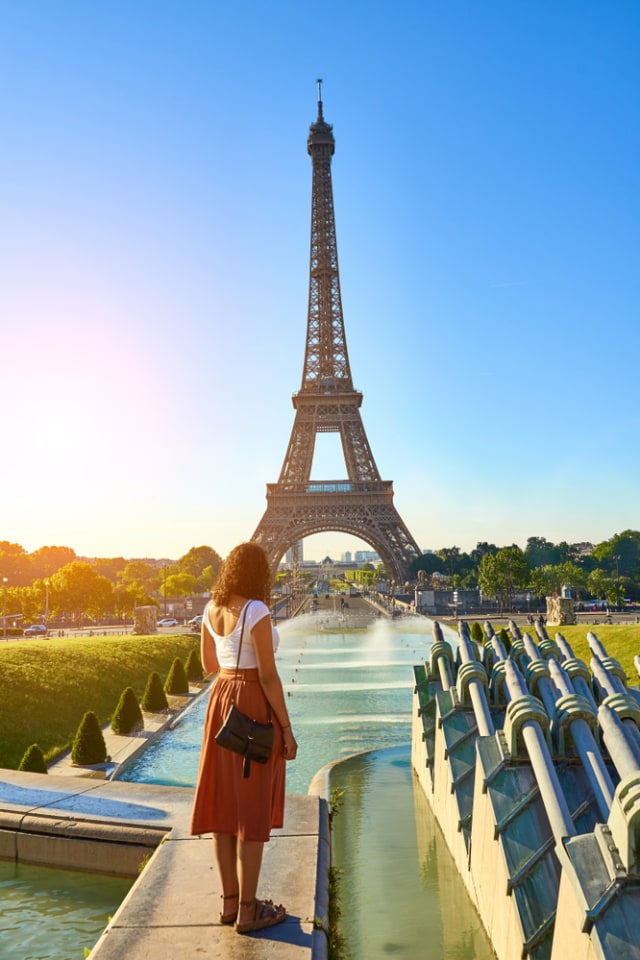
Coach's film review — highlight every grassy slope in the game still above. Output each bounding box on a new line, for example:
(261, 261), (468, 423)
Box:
(0, 633), (200, 769)
(537, 623), (640, 682)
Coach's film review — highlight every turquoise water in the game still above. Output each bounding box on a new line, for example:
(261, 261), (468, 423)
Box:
(118, 614), (427, 793)
(0, 860), (131, 960)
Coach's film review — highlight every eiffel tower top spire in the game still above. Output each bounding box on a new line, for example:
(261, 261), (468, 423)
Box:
(301, 82), (353, 393)
(315, 78), (326, 122)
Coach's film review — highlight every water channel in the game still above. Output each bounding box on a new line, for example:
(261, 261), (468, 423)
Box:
(118, 612), (495, 958)
(3, 613), (495, 959)
(0, 860), (131, 960)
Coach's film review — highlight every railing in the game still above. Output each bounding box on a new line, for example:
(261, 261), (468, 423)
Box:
(266, 480), (394, 496)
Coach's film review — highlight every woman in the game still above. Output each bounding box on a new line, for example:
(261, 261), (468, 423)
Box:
(190, 542), (298, 934)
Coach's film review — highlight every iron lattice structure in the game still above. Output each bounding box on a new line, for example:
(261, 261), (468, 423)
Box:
(252, 85), (421, 583)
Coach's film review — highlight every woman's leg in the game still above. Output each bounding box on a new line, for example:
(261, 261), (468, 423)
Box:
(213, 832), (238, 898)
(237, 839), (264, 923)
(236, 837), (286, 932)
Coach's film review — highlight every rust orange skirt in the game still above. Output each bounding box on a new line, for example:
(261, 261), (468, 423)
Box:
(189, 668), (285, 841)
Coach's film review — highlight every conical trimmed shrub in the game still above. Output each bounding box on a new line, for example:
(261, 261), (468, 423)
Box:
(71, 711), (107, 765)
(498, 627), (512, 653)
(470, 621), (484, 645)
(164, 657), (189, 695)
(111, 686), (144, 735)
(18, 743), (47, 774)
(141, 671), (169, 712)
(185, 648), (203, 682)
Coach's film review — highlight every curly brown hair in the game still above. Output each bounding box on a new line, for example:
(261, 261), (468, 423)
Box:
(212, 542), (271, 606)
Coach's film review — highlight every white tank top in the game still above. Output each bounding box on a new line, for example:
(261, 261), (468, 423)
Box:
(204, 599), (280, 669)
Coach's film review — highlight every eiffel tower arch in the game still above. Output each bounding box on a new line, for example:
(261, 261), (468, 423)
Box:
(252, 84), (421, 584)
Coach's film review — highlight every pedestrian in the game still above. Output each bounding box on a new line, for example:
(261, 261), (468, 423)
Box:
(190, 542), (298, 933)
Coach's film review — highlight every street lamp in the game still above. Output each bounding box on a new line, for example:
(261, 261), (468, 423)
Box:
(2, 577), (7, 639)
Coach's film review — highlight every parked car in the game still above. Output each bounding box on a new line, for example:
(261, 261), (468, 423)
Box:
(188, 615), (203, 626)
(24, 624), (48, 637)
(157, 617), (179, 627)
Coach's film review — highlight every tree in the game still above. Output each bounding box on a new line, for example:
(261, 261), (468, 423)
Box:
(93, 557), (128, 582)
(195, 564), (217, 593)
(410, 553), (445, 577)
(557, 561), (587, 598)
(111, 687), (144, 735)
(528, 561), (585, 601)
(177, 546), (223, 580)
(608, 581), (625, 608)
(18, 743), (47, 774)
(437, 547), (462, 578)
(120, 561), (161, 592)
(469, 542), (498, 565)
(50, 562), (115, 620)
(29, 545), (77, 579)
(0, 541), (31, 586)
(525, 537), (560, 569)
(185, 648), (204, 682)
(16, 583), (42, 624)
(592, 531), (640, 579)
(529, 565), (558, 601)
(587, 569), (611, 602)
(114, 583), (147, 621)
(478, 546), (529, 610)
(165, 658), (189, 695)
(141, 672), (169, 712)
(478, 552), (499, 601)
(71, 711), (108, 765)
(163, 572), (197, 597)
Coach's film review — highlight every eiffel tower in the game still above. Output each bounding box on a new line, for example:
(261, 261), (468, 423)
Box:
(252, 83), (421, 583)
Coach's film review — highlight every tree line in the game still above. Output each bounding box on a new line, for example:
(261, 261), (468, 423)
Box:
(0, 543), (222, 625)
(410, 531), (640, 610)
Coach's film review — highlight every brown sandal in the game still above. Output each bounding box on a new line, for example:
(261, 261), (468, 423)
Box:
(220, 892), (239, 924)
(235, 897), (287, 934)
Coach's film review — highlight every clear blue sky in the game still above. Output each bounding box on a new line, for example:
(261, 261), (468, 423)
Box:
(2, 2), (638, 563)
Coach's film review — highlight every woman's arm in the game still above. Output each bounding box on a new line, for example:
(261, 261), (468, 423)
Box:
(252, 614), (298, 760)
(200, 615), (220, 676)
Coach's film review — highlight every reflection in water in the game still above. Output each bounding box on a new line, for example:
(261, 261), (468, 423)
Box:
(0, 860), (132, 960)
(331, 747), (494, 960)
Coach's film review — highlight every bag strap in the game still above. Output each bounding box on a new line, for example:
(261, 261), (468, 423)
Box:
(231, 600), (271, 724)
(233, 602), (251, 681)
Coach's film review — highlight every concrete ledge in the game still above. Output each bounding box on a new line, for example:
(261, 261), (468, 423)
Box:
(0, 770), (330, 960)
(89, 793), (330, 960)
(0, 770), (189, 874)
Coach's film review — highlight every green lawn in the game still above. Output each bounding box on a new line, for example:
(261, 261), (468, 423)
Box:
(0, 633), (201, 770)
(537, 623), (640, 683)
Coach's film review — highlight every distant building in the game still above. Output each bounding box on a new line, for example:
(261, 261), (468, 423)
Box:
(355, 550), (380, 563)
(285, 541), (304, 564)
